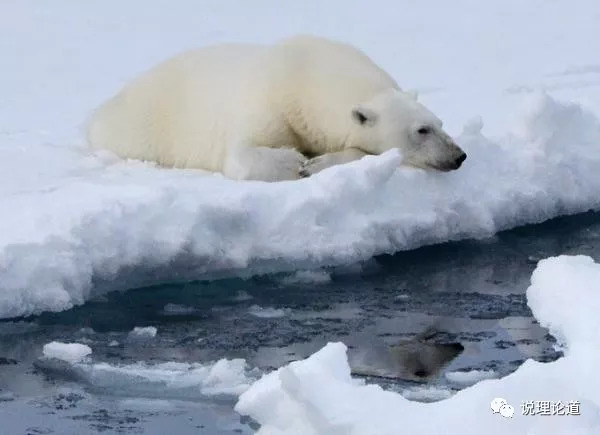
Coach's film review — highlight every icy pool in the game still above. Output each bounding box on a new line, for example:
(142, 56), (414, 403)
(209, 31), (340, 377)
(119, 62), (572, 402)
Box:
(1, 211), (598, 434)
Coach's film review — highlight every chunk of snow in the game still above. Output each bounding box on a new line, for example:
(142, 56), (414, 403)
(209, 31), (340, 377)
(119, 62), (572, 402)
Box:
(79, 327), (95, 335)
(248, 305), (289, 319)
(235, 256), (600, 434)
(129, 326), (157, 338)
(42, 342), (92, 364)
(445, 370), (498, 385)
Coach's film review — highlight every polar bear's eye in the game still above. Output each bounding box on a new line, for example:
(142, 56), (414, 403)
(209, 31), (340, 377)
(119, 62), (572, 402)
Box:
(417, 126), (431, 135)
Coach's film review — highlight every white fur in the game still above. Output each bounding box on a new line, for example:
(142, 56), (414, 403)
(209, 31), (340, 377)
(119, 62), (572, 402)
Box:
(88, 35), (466, 181)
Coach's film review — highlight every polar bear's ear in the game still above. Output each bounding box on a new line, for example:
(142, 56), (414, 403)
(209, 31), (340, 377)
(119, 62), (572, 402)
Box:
(351, 106), (378, 127)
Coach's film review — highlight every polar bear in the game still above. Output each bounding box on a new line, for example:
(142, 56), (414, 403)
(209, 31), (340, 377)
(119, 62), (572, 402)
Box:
(88, 35), (466, 181)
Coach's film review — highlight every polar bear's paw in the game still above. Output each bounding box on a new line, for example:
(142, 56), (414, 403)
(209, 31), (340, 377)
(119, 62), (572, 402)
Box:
(263, 148), (307, 181)
(224, 145), (307, 182)
(299, 154), (333, 177)
(300, 149), (368, 177)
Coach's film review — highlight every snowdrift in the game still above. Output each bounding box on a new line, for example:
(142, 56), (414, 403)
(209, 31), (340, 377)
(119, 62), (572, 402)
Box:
(1, 93), (600, 318)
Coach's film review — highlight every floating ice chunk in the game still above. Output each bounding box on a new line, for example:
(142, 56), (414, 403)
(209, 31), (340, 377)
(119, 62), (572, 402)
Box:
(129, 326), (157, 338)
(36, 357), (255, 400)
(248, 305), (289, 319)
(79, 327), (95, 335)
(202, 359), (254, 396)
(445, 369), (498, 385)
(42, 342), (92, 364)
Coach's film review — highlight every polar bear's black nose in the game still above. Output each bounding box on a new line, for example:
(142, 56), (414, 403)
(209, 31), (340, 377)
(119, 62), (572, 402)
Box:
(455, 153), (467, 168)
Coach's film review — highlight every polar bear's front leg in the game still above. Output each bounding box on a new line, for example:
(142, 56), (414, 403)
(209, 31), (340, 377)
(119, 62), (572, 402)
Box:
(223, 144), (307, 182)
(299, 148), (368, 177)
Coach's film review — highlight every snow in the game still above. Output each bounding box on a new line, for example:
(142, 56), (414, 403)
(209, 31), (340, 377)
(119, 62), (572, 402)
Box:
(235, 256), (600, 434)
(1, 1), (600, 320)
(42, 342), (92, 364)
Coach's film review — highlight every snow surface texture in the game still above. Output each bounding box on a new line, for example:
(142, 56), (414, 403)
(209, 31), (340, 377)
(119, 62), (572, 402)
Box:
(235, 256), (600, 434)
(2, 1), (600, 318)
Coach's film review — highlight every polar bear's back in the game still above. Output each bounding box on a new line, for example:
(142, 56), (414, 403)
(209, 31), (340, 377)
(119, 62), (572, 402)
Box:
(87, 36), (401, 170)
(88, 44), (267, 170)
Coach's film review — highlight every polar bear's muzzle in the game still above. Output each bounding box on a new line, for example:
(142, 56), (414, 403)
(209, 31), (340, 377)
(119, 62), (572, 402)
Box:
(439, 136), (467, 171)
(445, 150), (467, 171)
(432, 153), (467, 172)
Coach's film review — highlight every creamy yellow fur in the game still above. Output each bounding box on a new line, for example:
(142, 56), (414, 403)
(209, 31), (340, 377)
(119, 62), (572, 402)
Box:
(88, 35), (464, 181)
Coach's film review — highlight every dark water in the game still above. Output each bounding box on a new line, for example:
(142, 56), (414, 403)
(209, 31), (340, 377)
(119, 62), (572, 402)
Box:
(1, 211), (599, 434)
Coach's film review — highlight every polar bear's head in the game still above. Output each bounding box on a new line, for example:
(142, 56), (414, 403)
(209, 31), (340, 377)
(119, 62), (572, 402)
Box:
(351, 89), (466, 171)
